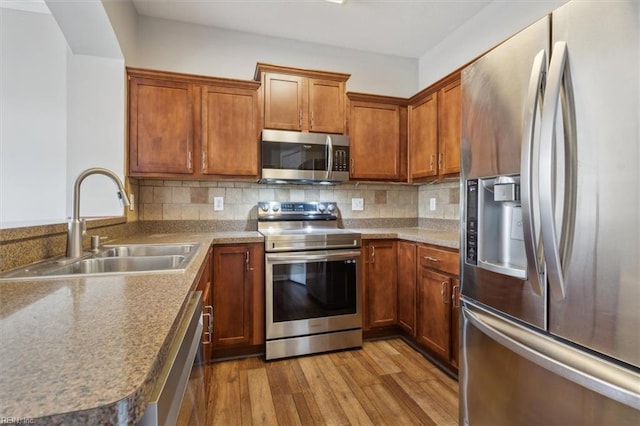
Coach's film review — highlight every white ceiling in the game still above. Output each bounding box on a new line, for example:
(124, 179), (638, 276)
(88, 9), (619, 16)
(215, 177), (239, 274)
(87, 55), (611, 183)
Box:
(130, 0), (493, 59)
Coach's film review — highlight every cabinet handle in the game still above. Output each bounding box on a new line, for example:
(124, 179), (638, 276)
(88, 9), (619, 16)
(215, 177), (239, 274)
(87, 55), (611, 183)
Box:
(311, 111), (314, 128)
(441, 281), (449, 304)
(202, 151), (207, 171)
(202, 305), (213, 345)
(350, 158), (355, 175)
(246, 251), (254, 271)
(299, 110), (302, 128)
(424, 256), (440, 262)
(370, 246), (375, 264)
(438, 152), (443, 171)
(452, 284), (460, 308)
(430, 154), (436, 171)
(187, 151), (192, 170)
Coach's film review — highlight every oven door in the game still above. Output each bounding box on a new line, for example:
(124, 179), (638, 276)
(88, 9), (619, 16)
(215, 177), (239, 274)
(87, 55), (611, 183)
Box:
(266, 249), (362, 340)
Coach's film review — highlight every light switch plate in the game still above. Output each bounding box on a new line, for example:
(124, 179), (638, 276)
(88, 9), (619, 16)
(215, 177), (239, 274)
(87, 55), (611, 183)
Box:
(430, 198), (436, 211)
(352, 198), (364, 211)
(213, 197), (224, 211)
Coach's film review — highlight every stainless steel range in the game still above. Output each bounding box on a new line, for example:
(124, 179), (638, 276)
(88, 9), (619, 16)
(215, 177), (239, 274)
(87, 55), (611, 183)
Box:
(258, 201), (362, 360)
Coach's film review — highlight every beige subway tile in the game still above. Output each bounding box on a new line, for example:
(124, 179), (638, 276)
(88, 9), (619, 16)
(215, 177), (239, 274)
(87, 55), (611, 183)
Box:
(259, 188), (275, 201)
(142, 179), (163, 186)
(199, 181), (218, 187)
(163, 204), (182, 220)
(140, 186), (154, 204)
(290, 189), (305, 201)
(334, 190), (349, 203)
(225, 188), (242, 204)
(234, 182), (251, 188)
(143, 204), (163, 220)
(304, 189), (320, 201)
(181, 181), (200, 187)
(181, 204), (200, 220)
(153, 187), (172, 203)
(172, 187), (190, 204)
(450, 187), (460, 204)
(164, 180), (182, 187)
(218, 181), (235, 188)
(275, 188), (290, 201)
(198, 205), (216, 220)
(241, 188), (259, 203)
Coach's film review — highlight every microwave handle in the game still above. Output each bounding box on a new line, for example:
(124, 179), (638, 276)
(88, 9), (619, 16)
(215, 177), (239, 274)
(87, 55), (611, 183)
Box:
(326, 135), (333, 180)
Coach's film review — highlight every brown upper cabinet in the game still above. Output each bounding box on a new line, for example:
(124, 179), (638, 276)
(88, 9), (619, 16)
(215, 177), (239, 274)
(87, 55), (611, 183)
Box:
(127, 68), (260, 179)
(409, 72), (461, 182)
(255, 63), (350, 134)
(347, 93), (408, 181)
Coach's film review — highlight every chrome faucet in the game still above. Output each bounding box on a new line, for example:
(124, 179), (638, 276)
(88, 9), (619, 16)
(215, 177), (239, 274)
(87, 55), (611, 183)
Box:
(67, 168), (130, 258)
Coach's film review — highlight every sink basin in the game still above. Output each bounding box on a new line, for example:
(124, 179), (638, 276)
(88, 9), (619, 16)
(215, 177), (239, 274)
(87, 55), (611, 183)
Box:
(43, 255), (188, 276)
(95, 243), (197, 258)
(0, 243), (201, 280)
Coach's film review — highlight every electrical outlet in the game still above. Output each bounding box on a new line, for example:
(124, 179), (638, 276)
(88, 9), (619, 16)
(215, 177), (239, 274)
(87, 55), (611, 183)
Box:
(213, 196), (224, 211)
(352, 198), (364, 211)
(430, 198), (436, 211)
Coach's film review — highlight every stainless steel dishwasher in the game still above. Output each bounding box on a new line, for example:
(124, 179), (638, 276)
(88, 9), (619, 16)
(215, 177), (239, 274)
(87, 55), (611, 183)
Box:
(139, 292), (205, 425)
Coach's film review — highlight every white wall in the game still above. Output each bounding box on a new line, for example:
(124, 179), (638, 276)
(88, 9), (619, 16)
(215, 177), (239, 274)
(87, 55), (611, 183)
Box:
(134, 16), (418, 98)
(418, 0), (569, 89)
(66, 53), (126, 217)
(0, 4), (127, 228)
(0, 8), (68, 227)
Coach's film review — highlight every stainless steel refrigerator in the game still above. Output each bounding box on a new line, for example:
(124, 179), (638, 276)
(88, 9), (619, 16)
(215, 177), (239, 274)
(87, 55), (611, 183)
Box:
(460, 1), (640, 424)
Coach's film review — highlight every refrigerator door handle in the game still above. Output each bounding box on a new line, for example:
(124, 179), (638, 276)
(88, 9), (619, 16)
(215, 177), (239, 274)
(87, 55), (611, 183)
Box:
(520, 49), (548, 296)
(538, 41), (578, 300)
(462, 303), (640, 410)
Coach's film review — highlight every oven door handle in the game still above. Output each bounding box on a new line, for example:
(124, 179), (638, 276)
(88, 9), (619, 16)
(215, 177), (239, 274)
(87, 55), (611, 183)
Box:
(267, 250), (361, 263)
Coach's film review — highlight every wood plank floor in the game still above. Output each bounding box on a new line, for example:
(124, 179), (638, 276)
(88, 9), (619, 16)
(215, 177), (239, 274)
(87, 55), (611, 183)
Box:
(206, 338), (459, 425)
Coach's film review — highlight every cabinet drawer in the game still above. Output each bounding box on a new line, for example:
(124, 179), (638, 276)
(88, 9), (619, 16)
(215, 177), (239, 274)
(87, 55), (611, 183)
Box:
(418, 245), (459, 275)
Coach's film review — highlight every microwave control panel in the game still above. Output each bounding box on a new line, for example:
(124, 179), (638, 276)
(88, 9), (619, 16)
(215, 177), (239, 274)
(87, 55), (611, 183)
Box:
(333, 148), (349, 172)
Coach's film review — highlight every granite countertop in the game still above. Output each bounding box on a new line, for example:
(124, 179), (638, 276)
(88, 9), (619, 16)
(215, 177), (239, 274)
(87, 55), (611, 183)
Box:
(0, 227), (457, 424)
(0, 231), (261, 425)
(355, 227), (460, 249)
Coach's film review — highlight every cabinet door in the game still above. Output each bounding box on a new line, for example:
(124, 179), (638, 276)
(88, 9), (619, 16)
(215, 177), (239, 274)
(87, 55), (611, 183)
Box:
(397, 241), (417, 336)
(350, 101), (402, 180)
(309, 78), (344, 134)
(247, 243), (265, 346)
(264, 73), (304, 131)
(409, 92), (438, 180)
(212, 245), (253, 347)
(451, 278), (460, 369)
(416, 267), (452, 361)
(437, 78), (461, 176)
(365, 240), (397, 329)
(129, 76), (194, 174)
(201, 85), (259, 177)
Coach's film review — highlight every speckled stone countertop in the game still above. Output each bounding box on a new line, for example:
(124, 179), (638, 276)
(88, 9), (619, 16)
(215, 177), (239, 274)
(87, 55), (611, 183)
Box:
(0, 231), (261, 425)
(355, 227), (460, 249)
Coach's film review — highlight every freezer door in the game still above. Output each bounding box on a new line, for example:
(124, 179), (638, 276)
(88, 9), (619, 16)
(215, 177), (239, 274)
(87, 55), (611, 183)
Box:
(460, 302), (640, 425)
(541, 0), (640, 368)
(461, 16), (550, 329)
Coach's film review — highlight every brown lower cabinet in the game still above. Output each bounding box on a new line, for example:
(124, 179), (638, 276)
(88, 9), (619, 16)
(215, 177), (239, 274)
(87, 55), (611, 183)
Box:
(397, 241), (417, 336)
(363, 239), (460, 371)
(212, 243), (264, 356)
(363, 240), (398, 330)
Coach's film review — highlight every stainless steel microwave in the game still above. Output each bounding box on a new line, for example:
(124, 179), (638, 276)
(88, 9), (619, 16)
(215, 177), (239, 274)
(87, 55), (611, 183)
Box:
(259, 129), (349, 184)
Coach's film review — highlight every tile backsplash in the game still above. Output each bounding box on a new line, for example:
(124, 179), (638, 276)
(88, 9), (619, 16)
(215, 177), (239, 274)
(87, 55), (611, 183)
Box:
(136, 180), (422, 221)
(418, 180), (460, 220)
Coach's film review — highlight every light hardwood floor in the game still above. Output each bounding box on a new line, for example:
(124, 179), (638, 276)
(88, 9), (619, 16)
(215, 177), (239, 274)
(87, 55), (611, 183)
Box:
(206, 338), (459, 425)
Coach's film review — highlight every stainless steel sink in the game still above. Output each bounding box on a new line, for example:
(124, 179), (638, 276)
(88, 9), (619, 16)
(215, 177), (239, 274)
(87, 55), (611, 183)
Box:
(0, 243), (201, 280)
(95, 243), (197, 258)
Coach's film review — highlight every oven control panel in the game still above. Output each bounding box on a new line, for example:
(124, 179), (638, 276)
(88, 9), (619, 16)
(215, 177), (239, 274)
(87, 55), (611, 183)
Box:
(258, 201), (337, 217)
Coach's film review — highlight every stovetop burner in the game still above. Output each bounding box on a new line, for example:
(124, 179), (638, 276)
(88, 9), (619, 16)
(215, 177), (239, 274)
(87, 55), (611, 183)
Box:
(257, 201), (361, 252)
